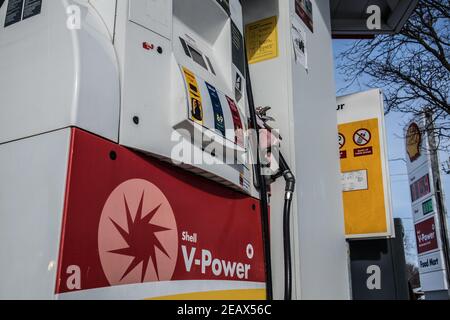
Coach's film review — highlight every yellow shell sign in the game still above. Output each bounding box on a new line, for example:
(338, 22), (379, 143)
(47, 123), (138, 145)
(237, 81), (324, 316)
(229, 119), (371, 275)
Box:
(339, 118), (388, 236)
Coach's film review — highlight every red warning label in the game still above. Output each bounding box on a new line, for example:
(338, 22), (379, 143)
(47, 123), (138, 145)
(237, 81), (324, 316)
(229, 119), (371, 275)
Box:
(354, 147), (373, 157)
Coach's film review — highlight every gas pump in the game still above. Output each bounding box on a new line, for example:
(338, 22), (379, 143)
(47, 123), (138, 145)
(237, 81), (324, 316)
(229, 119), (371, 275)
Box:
(0, 0), (273, 300)
(0, 0), (299, 300)
(114, 0), (253, 194)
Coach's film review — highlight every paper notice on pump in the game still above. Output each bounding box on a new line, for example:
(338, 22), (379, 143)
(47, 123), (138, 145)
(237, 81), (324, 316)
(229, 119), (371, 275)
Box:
(291, 17), (308, 69)
(342, 170), (368, 192)
(245, 16), (278, 64)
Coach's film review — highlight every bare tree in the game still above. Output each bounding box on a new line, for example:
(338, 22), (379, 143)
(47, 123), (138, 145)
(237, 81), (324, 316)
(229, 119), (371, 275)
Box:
(403, 230), (418, 260)
(337, 0), (449, 148)
(406, 263), (421, 289)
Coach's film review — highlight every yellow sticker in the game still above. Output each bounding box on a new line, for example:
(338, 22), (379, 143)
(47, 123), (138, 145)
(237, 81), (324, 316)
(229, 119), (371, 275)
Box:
(245, 16), (279, 64)
(339, 118), (388, 236)
(183, 67), (203, 125)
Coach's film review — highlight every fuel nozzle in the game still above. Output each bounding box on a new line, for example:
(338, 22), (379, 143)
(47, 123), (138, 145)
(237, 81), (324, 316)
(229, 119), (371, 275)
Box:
(279, 154), (296, 200)
(255, 106), (296, 301)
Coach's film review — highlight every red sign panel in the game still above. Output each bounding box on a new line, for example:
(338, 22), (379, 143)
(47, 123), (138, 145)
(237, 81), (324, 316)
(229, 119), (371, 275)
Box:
(415, 216), (439, 254)
(56, 129), (265, 294)
(226, 96), (244, 147)
(354, 147), (373, 157)
(410, 174), (431, 202)
(295, 0), (313, 32)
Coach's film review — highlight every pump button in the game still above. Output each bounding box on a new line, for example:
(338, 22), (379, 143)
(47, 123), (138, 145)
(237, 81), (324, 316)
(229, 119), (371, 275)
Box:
(142, 42), (154, 50)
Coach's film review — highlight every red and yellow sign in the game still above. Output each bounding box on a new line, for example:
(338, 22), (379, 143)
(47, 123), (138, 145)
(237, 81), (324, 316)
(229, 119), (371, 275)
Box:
(183, 67), (204, 125)
(55, 129), (266, 299)
(339, 118), (388, 236)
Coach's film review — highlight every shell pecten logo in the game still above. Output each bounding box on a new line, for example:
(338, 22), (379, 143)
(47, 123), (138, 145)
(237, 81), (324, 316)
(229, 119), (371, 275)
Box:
(406, 122), (422, 162)
(98, 179), (179, 286)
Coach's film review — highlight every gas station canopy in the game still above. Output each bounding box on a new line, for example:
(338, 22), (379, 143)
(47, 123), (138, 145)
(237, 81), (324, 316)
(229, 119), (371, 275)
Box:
(330, 0), (418, 37)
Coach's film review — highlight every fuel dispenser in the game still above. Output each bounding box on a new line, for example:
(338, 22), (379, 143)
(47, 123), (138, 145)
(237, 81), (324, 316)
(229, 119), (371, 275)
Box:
(115, 0), (253, 194)
(0, 0), (418, 301)
(0, 0), (286, 300)
(0, 0), (252, 193)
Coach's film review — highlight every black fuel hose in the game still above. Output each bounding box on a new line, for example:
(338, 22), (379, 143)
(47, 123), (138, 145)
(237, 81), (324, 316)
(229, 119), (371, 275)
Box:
(283, 198), (293, 300)
(244, 54), (296, 300)
(279, 153), (296, 300)
(244, 41), (273, 300)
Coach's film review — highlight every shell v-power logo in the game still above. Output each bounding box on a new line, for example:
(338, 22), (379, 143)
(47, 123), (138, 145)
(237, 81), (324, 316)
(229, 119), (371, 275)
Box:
(98, 179), (179, 285)
(58, 178), (259, 294)
(56, 131), (264, 295)
(97, 179), (255, 285)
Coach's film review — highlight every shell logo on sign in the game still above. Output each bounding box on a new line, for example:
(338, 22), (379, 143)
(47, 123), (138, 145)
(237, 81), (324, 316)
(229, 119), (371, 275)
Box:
(406, 122), (422, 163)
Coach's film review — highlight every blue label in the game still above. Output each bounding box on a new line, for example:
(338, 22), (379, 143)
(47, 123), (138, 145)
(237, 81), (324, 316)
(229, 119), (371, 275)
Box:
(206, 82), (226, 137)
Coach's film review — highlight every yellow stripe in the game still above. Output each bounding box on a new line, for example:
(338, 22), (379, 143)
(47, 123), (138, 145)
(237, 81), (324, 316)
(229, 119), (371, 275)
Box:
(150, 289), (266, 300)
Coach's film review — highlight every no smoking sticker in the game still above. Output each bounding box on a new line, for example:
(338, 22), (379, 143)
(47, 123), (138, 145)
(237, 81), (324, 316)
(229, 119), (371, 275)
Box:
(339, 133), (346, 149)
(353, 129), (371, 146)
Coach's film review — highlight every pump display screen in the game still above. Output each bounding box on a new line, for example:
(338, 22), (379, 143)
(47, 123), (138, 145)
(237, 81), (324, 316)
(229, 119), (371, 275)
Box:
(188, 45), (208, 70)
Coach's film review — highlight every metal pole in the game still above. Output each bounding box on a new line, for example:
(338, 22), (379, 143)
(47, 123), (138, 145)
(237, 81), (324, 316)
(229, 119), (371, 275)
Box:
(425, 111), (450, 295)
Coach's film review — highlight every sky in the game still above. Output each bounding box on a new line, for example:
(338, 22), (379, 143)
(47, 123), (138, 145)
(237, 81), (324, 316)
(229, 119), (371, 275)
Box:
(332, 39), (450, 265)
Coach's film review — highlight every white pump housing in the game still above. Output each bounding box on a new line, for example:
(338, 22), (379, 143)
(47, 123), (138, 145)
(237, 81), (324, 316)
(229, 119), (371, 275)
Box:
(0, 0), (120, 143)
(0, 0), (253, 194)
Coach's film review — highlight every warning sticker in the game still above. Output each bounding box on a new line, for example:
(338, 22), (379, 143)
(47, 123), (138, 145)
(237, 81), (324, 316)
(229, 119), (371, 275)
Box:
(295, 0), (314, 32)
(4, 0), (41, 27)
(353, 128), (371, 146)
(226, 96), (244, 147)
(206, 82), (226, 137)
(182, 67), (204, 125)
(23, 0), (41, 20)
(231, 21), (245, 76)
(354, 147), (374, 157)
(245, 16), (278, 64)
(4, 0), (24, 27)
(338, 133), (346, 149)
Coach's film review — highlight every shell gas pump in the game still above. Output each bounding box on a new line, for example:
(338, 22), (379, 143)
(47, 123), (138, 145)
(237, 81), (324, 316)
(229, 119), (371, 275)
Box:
(0, 0), (418, 301)
(0, 0), (285, 300)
